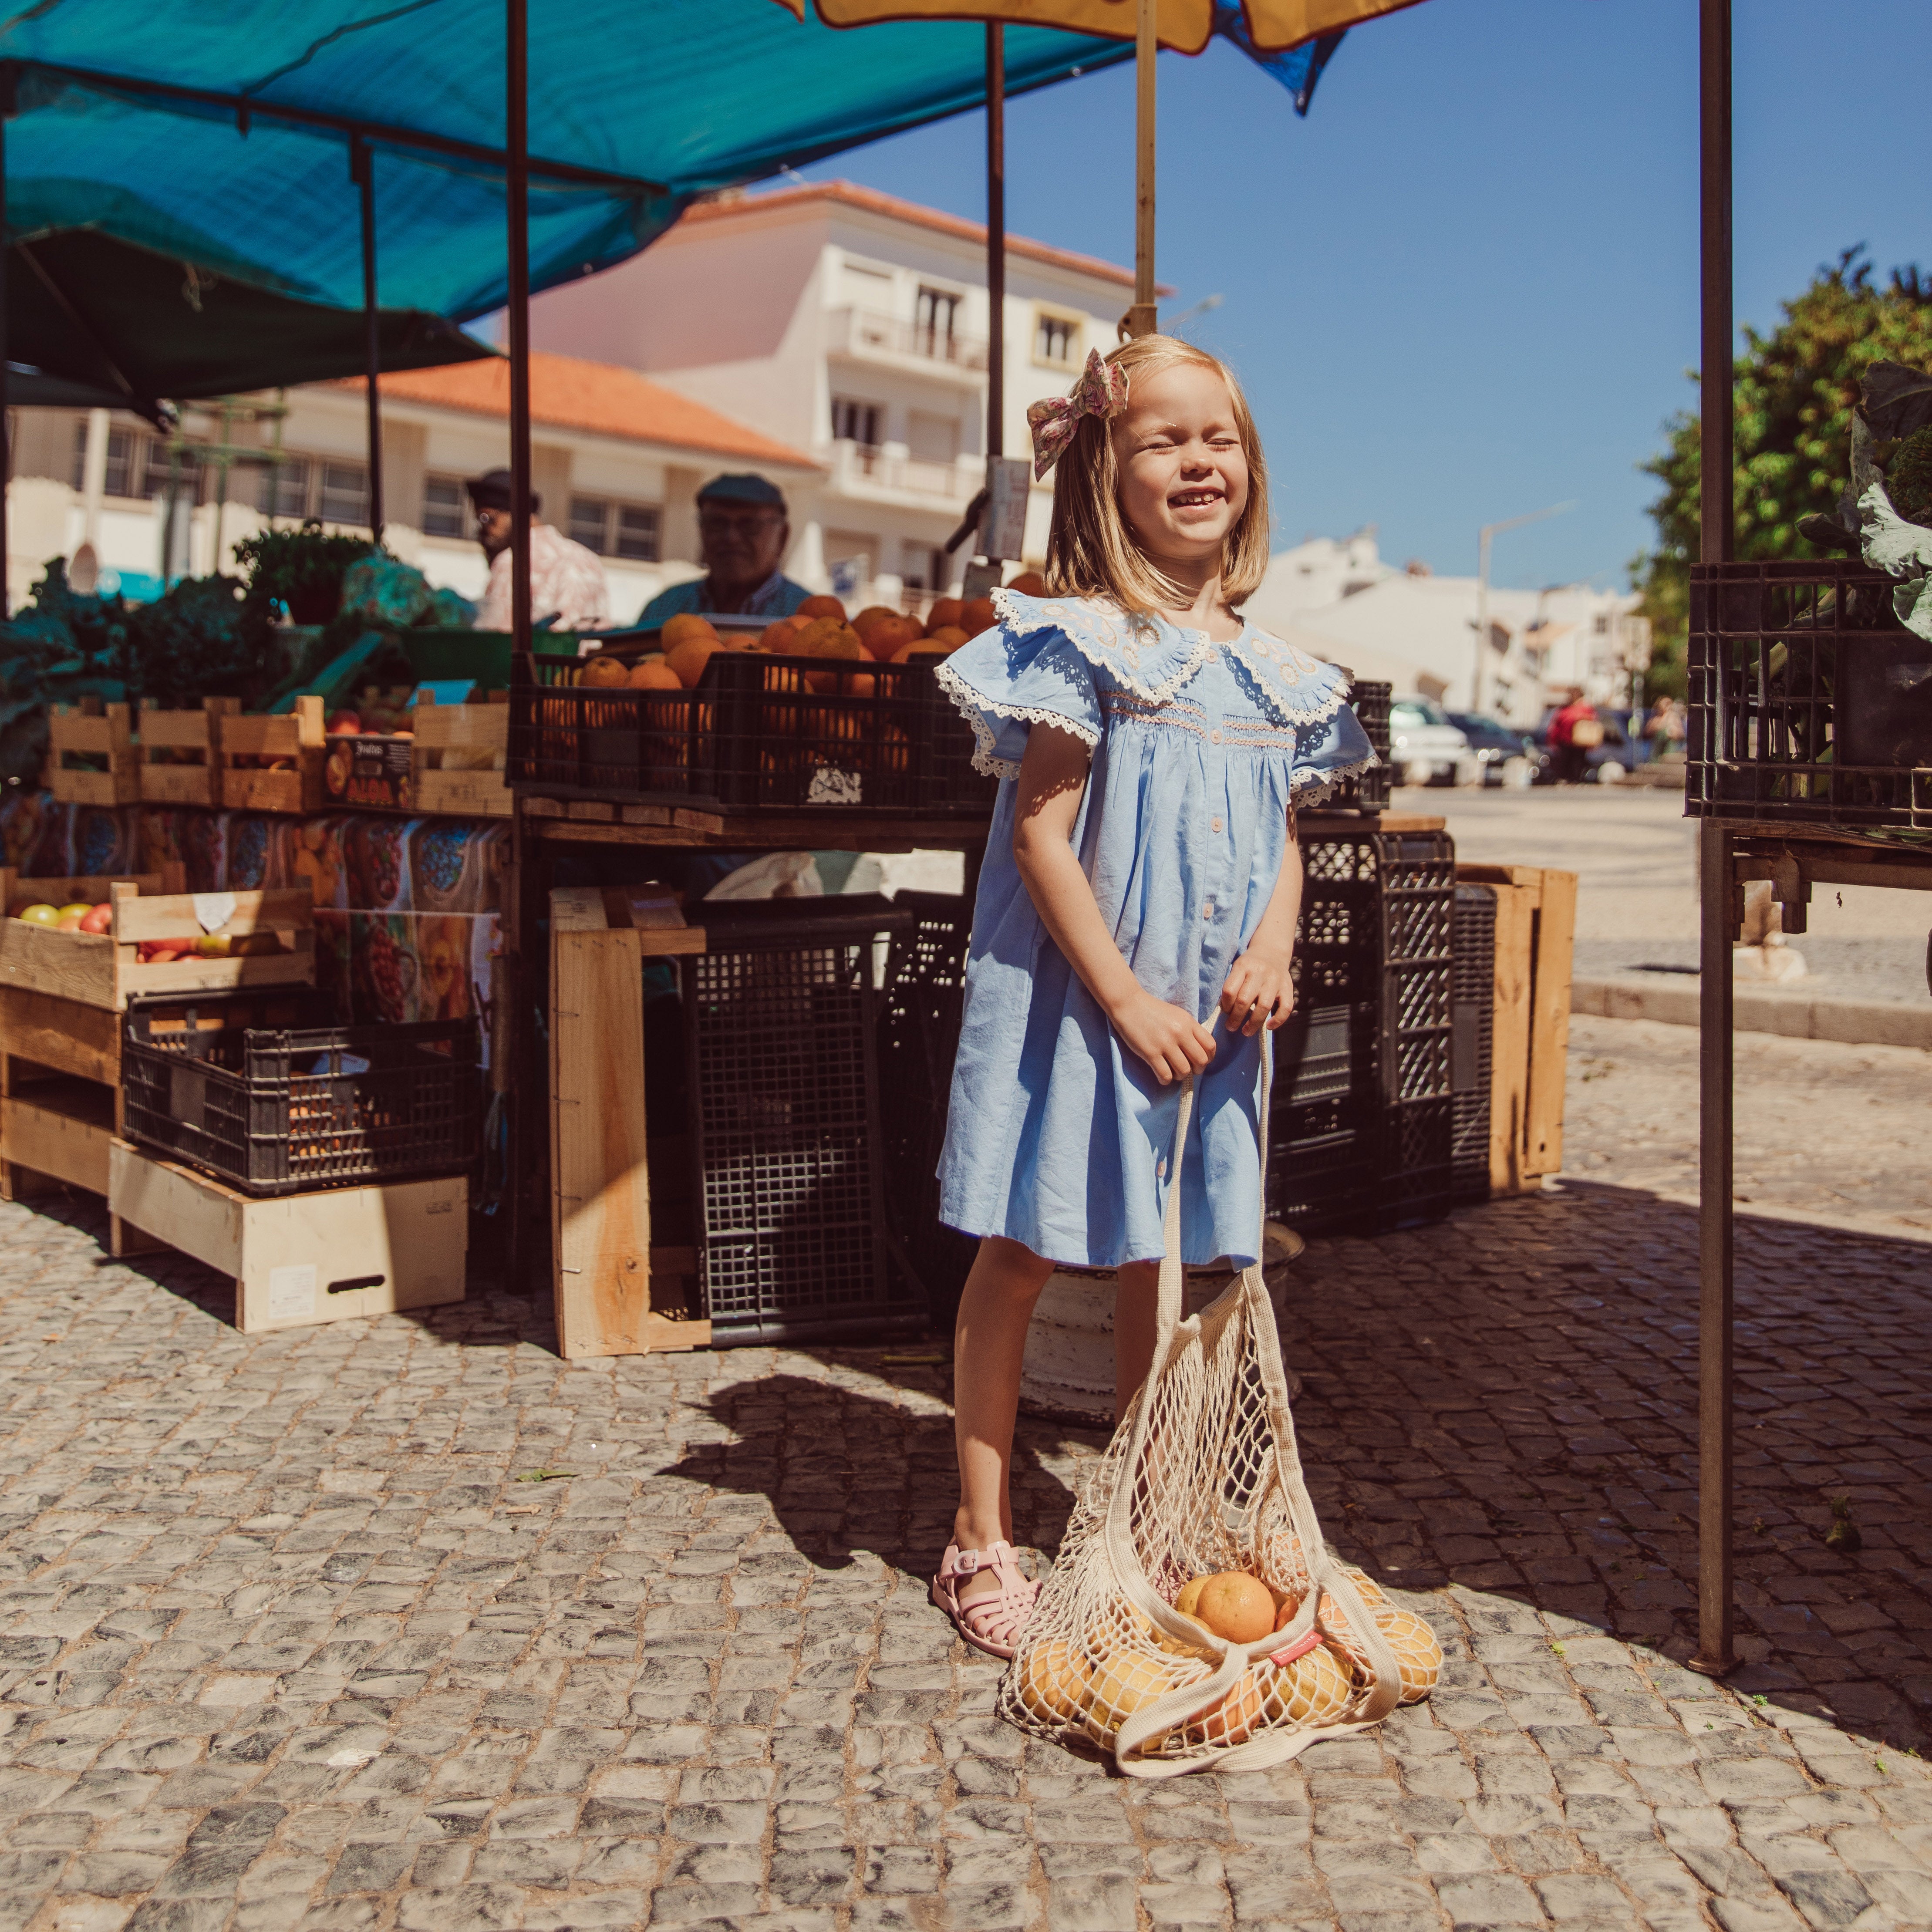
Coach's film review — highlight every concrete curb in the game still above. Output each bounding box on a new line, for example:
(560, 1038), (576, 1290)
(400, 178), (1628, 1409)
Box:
(1573, 973), (1932, 1049)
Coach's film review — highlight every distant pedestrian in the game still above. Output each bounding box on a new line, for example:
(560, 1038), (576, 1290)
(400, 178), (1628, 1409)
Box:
(1645, 695), (1686, 761)
(1548, 687), (1599, 784)
(467, 469), (610, 634)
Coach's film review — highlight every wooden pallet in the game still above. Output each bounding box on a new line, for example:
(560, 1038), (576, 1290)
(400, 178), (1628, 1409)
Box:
(138, 698), (241, 807)
(549, 885), (710, 1360)
(108, 1140), (468, 1332)
(1456, 863), (1578, 1196)
(47, 699), (141, 806)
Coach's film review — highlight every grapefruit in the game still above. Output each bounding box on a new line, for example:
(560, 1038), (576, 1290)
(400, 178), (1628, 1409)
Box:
(796, 593), (847, 622)
(760, 618), (802, 653)
(1006, 570), (1048, 597)
(666, 638), (727, 688)
(852, 604), (900, 638)
(960, 596), (998, 637)
(580, 655), (631, 688)
(1194, 1573), (1277, 1645)
(927, 596), (964, 631)
(628, 659), (682, 691)
(926, 625), (970, 649)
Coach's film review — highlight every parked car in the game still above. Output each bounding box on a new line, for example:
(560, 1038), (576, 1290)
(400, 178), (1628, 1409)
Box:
(1533, 705), (1643, 783)
(1445, 711), (1546, 787)
(1388, 697), (1473, 786)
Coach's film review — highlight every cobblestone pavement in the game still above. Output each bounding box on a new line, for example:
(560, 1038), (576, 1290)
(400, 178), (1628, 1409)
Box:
(3, 1022), (1932, 1931)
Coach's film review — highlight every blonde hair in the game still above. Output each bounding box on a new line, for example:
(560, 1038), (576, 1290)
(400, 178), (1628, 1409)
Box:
(1043, 334), (1270, 615)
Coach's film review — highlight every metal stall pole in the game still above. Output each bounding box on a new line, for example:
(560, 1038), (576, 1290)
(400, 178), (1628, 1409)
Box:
(351, 135), (384, 540)
(1127, 0), (1157, 338)
(507, 0), (533, 651)
(985, 23), (1004, 462)
(1690, 0), (1737, 1681)
(505, 0), (539, 1292)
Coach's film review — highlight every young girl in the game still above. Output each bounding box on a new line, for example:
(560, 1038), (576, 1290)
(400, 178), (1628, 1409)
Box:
(929, 335), (1375, 1658)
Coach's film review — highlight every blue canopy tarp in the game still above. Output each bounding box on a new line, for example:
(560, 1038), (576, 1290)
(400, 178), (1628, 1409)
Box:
(0, 2), (1339, 324)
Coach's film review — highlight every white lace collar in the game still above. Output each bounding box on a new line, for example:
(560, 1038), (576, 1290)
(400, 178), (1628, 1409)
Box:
(991, 588), (1351, 726)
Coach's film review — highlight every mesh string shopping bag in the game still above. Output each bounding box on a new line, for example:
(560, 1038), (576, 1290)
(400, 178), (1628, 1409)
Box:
(999, 1036), (1442, 1776)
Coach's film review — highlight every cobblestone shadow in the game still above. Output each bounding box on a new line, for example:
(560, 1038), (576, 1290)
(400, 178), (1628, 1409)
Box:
(664, 1369), (1081, 1587)
(1280, 1181), (1932, 1754)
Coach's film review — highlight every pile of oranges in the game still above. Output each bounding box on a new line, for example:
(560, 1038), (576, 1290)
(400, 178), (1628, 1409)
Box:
(577, 577), (1046, 693)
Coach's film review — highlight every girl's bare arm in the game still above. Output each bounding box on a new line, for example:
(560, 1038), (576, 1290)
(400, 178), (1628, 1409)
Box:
(1012, 722), (1217, 1086)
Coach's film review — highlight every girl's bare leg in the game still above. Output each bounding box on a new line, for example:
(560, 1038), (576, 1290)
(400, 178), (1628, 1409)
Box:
(951, 1235), (1056, 1605)
(1113, 1259), (1161, 1422)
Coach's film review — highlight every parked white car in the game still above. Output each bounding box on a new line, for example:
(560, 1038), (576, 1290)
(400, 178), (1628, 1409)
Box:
(1389, 697), (1475, 786)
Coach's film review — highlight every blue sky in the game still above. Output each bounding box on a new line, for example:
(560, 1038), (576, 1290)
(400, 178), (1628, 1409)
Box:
(795, 0), (1932, 592)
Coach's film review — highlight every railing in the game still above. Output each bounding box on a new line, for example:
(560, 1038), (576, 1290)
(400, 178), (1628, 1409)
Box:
(829, 440), (976, 503)
(829, 307), (990, 374)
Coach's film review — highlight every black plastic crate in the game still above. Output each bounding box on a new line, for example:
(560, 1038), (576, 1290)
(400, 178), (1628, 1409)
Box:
(121, 1008), (481, 1195)
(1323, 680), (1391, 813)
(1451, 883), (1497, 1204)
(507, 649), (996, 818)
(1687, 559), (1932, 831)
(684, 899), (928, 1345)
(878, 891), (978, 1336)
(1266, 1002), (1381, 1233)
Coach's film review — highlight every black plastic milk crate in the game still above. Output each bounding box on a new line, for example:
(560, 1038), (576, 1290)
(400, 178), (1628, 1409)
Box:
(121, 1008), (481, 1195)
(1687, 559), (1932, 831)
(1451, 883), (1497, 1204)
(878, 891), (978, 1334)
(1265, 1002), (1380, 1234)
(507, 649), (996, 818)
(683, 900), (928, 1346)
(1326, 680), (1392, 813)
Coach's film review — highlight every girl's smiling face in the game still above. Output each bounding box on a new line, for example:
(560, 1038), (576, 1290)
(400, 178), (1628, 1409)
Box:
(1111, 361), (1250, 577)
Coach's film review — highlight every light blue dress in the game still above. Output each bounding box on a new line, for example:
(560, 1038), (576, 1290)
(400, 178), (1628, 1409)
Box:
(935, 590), (1376, 1270)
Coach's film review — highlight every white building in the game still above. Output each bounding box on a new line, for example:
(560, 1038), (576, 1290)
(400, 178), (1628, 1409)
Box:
(1250, 530), (1645, 722)
(526, 180), (1146, 607)
(2, 353), (820, 624)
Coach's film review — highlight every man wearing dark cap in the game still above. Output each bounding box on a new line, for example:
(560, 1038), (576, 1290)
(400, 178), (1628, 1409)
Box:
(638, 473), (811, 626)
(466, 468), (610, 634)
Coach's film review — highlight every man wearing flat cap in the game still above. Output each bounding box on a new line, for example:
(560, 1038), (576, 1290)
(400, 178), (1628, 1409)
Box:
(638, 473), (811, 626)
(467, 468), (610, 634)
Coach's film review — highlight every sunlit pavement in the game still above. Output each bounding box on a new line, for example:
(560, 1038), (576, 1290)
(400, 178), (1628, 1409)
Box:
(0, 1015), (1929, 1929)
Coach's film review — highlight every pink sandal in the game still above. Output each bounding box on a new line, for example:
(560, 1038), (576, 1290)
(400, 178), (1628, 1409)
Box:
(931, 1541), (1041, 1660)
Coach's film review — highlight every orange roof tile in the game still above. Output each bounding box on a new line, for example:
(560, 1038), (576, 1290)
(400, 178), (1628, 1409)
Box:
(347, 353), (818, 469)
(680, 180), (1170, 295)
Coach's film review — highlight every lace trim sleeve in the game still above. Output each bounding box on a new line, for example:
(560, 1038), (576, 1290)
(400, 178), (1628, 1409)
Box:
(936, 657), (1101, 780)
(1288, 749), (1379, 806)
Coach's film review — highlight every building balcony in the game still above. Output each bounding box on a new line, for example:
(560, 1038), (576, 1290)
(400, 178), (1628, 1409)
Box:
(826, 307), (989, 381)
(825, 439), (977, 508)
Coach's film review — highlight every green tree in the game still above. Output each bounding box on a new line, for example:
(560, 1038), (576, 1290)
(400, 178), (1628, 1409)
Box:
(1631, 248), (1932, 701)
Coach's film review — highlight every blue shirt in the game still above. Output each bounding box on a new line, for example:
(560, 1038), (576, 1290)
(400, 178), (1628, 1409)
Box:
(637, 571), (811, 627)
(934, 590), (1375, 1270)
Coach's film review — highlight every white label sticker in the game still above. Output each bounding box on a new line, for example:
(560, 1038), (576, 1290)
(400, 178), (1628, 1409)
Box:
(267, 1264), (317, 1320)
(192, 891), (237, 934)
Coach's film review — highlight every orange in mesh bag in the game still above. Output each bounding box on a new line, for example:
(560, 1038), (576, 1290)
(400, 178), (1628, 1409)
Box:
(1000, 1043), (1441, 1775)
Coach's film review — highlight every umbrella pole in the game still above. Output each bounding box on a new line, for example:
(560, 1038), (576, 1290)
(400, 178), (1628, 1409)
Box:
(986, 23), (1004, 462)
(1690, 0), (1736, 1682)
(507, 0), (533, 652)
(1127, 0), (1157, 338)
(353, 137), (384, 543)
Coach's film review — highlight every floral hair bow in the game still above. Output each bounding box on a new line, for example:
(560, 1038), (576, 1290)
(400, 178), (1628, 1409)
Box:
(1026, 348), (1128, 480)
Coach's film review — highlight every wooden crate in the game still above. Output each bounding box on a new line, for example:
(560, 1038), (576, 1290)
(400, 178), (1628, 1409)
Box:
(0, 878), (313, 1009)
(1455, 863), (1577, 1196)
(412, 697), (510, 817)
(47, 699), (141, 805)
(108, 1139), (466, 1333)
(138, 698), (241, 807)
(219, 695), (326, 813)
(550, 884), (709, 1360)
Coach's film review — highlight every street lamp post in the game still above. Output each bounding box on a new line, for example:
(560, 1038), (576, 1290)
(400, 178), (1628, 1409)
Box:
(1473, 501), (1575, 716)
